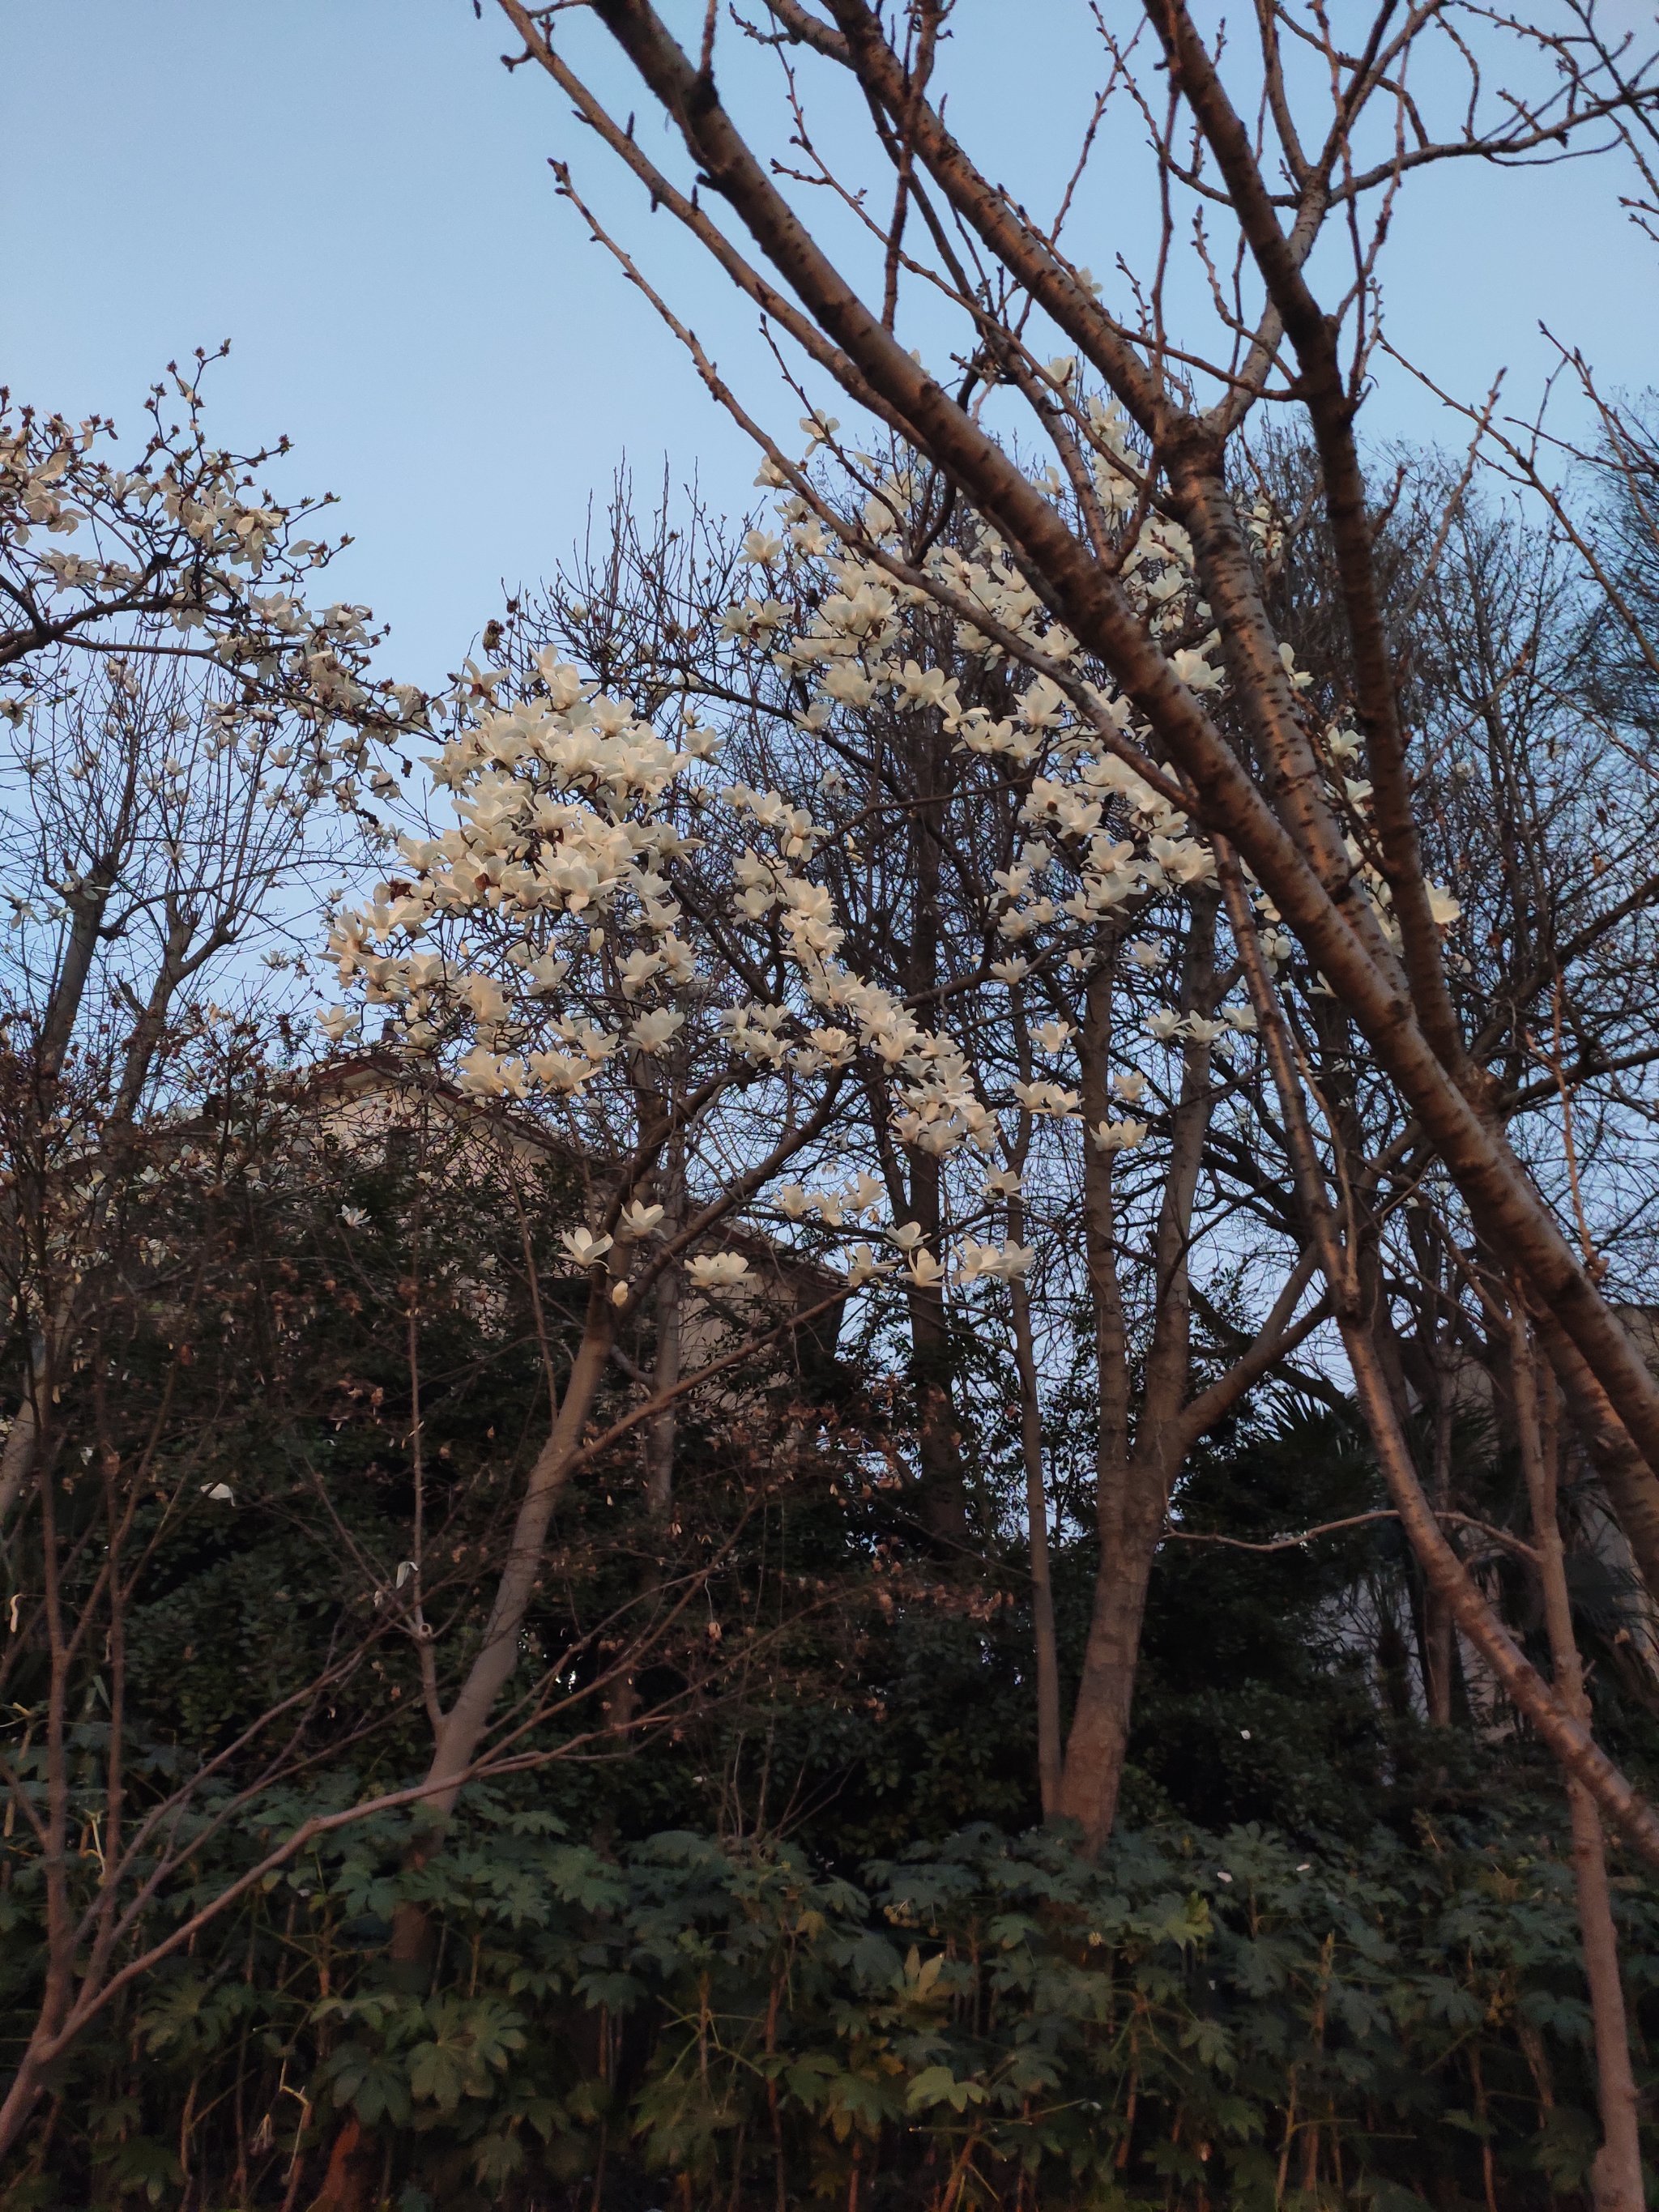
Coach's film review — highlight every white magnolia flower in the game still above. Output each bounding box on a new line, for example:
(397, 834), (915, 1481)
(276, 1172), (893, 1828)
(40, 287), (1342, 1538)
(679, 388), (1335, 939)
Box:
(1171, 645), (1223, 693)
(617, 949), (662, 998)
(621, 1201), (666, 1238)
(457, 1047), (529, 1098)
(629, 1008), (685, 1056)
(1013, 1080), (1081, 1117)
(1225, 1006), (1258, 1034)
(1032, 1019), (1074, 1054)
(895, 659), (958, 712)
(527, 1051), (590, 1094)
(990, 957), (1030, 985)
(687, 1251), (752, 1289)
(1149, 834), (1216, 885)
(820, 663), (877, 709)
(1091, 1118), (1149, 1153)
(461, 971), (510, 1025)
(1112, 1068), (1147, 1102)
(535, 654), (586, 710)
(906, 1250), (945, 1289)
(845, 1242), (899, 1288)
(199, 1483), (235, 1503)
(561, 1227), (615, 1268)
(1144, 1008), (1183, 1043)
(955, 1239), (1034, 1284)
(888, 1221), (925, 1251)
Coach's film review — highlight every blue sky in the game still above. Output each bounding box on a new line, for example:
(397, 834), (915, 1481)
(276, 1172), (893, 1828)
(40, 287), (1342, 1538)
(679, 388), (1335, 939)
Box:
(9, 3), (1657, 688)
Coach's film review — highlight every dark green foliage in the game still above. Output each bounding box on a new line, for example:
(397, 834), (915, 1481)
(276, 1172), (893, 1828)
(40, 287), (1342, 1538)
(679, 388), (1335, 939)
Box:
(3, 1797), (1653, 2210)
(7, 1086), (1658, 2210)
(1127, 1405), (1403, 1836)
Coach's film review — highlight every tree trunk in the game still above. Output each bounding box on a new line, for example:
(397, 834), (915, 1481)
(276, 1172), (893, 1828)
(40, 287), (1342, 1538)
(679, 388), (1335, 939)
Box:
(608, 1140), (686, 1741)
(3, 873), (121, 1539)
(1008, 1215), (1062, 1816)
(1512, 1304), (1644, 2212)
(902, 717), (971, 1549)
(1531, 1305), (1659, 1608)
(1054, 1454), (1166, 1847)
(419, 1289), (616, 1818)
(0, 2043), (48, 2169)
(1415, 1374), (1456, 1728)
(307, 2112), (369, 2212)
(905, 1144), (970, 1549)
(1222, 841), (1659, 1867)
(644, 1244), (682, 1519)
(1059, 901), (1219, 1849)
(383, 1286), (618, 1980)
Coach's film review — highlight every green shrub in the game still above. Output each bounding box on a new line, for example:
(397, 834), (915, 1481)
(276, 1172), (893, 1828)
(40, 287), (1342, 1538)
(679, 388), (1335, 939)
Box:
(5, 1800), (1651, 2209)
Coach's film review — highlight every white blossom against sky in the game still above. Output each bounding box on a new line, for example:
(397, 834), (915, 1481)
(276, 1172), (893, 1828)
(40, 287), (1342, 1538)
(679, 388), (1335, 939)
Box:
(10, 1), (1658, 687)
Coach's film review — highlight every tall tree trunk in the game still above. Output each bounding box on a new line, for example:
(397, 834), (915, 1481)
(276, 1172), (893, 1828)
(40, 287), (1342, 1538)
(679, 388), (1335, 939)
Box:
(2, 873), (122, 1538)
(1512, 1301), (1644, 2212)
(1054, 1450), (1167, 1844)
(387, 1285), (617, 1971)
(1530, 1306), (1659, 1607)
(1219, 840), (1659, 1864)
(421, 1288), (616, 1814)
(1058, 896), (1219, 1848)
(1008, 1191), (1061, 1815)
(896, 712), (970, 1547)
(607, 1130), (686, 1741)
(904, 1144), (969, 1547)
(644, 1247), (682, 1519)
(1422, 1377), (1456, 1728)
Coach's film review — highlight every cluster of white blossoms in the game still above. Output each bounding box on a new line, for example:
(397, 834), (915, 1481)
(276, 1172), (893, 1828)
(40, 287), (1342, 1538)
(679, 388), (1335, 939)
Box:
(765, 414), (1466, 1051)
(326, 394), (1456, 1306)
(322, 640), (1036, 1291)
(326, 658), (710, 1075)
(723, 424), (1284, 1136)
(0, 376), (423, 757)
(731, 416), (1239, 990)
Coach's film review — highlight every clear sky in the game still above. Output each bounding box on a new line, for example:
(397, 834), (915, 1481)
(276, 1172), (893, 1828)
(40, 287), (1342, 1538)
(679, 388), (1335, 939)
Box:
(8, 3), (1657, 688)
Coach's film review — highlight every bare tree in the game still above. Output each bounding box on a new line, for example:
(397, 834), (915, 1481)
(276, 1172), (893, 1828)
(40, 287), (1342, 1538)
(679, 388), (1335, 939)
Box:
(471, 12), (1659, 2196)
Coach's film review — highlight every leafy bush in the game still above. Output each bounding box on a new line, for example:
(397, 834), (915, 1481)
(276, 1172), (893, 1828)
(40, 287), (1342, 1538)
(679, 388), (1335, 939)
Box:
(5, 1800), (1651, 2209)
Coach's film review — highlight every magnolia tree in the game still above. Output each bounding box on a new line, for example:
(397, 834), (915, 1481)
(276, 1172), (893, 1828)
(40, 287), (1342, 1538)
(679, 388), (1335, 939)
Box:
(0, 379), (848, 2159)
(322, 558), (1042, 1857)
(0, 368), (440, 2158)
(0, 356), (424, 1531)
(471, 4), (1659, 2199)
(501, 462), (1345, 1822)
